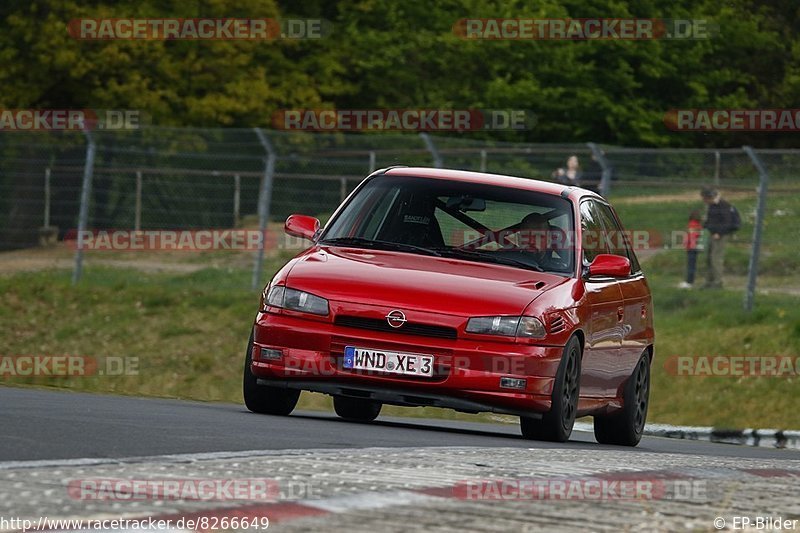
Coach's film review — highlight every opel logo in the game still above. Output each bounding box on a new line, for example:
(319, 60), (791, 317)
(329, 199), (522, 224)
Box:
(385, 310), (407, 328)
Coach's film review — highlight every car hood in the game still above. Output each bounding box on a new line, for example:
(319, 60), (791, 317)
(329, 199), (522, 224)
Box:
(284, 246), (567, 317)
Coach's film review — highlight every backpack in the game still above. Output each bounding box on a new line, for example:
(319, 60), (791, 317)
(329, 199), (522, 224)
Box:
(729, 205), (741, 232)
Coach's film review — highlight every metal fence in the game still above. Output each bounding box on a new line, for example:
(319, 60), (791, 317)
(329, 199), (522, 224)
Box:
(1, 127), (796, 309)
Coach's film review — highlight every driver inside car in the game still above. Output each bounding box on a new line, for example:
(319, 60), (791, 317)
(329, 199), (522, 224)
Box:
(515, 212), (565, 270)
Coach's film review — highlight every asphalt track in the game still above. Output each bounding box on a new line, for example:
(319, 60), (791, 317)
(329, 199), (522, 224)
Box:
(1, 386), (797, 462)
(3, 386), (800, 532)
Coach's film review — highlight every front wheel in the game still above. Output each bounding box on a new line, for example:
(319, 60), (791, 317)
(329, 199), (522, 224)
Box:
(594, 353), (650, 447)
(520, 336), (581, 442)
(333, 396), (382, 422)
(243, 332), (300, 416)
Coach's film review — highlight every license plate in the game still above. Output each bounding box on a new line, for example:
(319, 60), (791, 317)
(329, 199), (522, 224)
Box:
(343, 346), (434, 377)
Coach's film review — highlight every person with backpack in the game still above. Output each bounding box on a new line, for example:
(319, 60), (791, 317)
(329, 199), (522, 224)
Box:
(700, 186), (741, 289)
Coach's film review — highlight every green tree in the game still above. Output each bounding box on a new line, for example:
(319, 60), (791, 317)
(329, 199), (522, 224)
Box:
(1, 0), (799, 146)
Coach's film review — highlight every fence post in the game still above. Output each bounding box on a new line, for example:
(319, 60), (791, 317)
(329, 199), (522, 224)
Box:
(419, 133), (443, 168)
(742, 146), (769, 312)
(714, 150), (721, 186)
(368, 151), (376, 173)
(43, 167), (51, 227)
(252, 128), (276, 291)
(233, 173), (241, 227)
(339, 177), (347, 202)
(586, 142), (612, 197)
(480, 149), (487, 172)
(72, 130), (97, 285)
(134, 170), (142, 231)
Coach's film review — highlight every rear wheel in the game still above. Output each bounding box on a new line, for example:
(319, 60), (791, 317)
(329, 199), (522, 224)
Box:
(594, 353), (650, 447)
(333, 396), (382, 422)
(520, 336), (581, 442)
(243, 332), (300, 416)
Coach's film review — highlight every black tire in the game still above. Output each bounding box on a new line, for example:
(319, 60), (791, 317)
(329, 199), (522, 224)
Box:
(243, 332), (300, 416)
(594, 353), (650, 447)
(333, 396), (382, 422)
(520, 336), (581, 442)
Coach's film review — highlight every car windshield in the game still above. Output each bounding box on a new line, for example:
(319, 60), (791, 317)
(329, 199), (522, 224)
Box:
(320, 175), (575, 275)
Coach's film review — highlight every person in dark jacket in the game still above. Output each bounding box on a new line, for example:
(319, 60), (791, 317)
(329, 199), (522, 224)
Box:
(581, 152), (606, 195)
(700, 186), (738, 289)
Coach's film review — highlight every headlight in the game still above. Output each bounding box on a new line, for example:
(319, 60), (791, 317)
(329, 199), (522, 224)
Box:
(516, 317), (547, 338)
(466, 316), (546, 338)
(466, 316), (519, 336)
(265, 286), (329, 316)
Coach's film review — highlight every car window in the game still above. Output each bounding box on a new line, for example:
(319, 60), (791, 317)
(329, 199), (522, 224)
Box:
(322, 175), (576, 275)
(362, 187), (401, 239)
(435, 201), (555, 249)
(458, 200), (546, 233)
(594, 201), (641, 273)
(579, 200), (608, 264)
(325, 182), (396, 239)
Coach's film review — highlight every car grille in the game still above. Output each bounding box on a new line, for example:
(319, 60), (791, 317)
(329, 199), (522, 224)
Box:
(334, 315), (458, 340)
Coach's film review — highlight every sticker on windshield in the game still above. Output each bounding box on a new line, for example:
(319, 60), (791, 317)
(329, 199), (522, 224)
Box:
(403, 215), (430, 224)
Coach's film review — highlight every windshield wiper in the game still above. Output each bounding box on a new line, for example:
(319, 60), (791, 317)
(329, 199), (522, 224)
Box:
(320, 237), (442, 257)
(436, 248), (544, 272)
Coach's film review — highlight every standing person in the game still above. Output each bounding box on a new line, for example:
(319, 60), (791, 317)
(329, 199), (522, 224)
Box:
(678, 209), (703, 289)
(700, 186), (741, 289)
(582, 152), (606, 194)
(552, 155), (582, 186)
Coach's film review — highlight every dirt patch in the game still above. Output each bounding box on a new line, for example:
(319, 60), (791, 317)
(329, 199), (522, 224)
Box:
(614, 190), (754, 205)
(0, 243), (265, 275)
(0, 222), (292, 276)
(0, 252), (206, 275)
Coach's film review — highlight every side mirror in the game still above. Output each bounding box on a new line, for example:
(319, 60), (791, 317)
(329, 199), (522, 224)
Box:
(587, 254), (631, 278)
(285, 215), (320, 241)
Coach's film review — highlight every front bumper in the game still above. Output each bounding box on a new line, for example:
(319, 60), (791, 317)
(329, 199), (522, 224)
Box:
(251, 309), (565, 415)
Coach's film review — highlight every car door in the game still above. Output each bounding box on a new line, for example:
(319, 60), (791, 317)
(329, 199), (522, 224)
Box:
(579, 199), (624, 398)
(594, 201), (651, 391)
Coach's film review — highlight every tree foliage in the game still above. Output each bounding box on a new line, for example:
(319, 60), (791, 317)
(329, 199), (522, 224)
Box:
(1, 0), (798, 146)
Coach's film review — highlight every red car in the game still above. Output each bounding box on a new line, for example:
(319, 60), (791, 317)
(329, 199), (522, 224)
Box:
(244, 167), (654, 445)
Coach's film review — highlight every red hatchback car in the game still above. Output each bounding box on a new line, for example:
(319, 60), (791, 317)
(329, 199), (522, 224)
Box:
(244, 167), (654, 445)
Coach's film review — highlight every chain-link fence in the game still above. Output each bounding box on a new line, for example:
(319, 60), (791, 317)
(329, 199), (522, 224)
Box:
(1, 127), (796, 308)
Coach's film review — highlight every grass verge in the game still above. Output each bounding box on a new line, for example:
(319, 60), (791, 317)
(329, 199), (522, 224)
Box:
(1, 259), (798, 428)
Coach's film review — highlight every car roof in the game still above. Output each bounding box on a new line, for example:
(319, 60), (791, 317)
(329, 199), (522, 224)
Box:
(381, 166), (601, 201)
